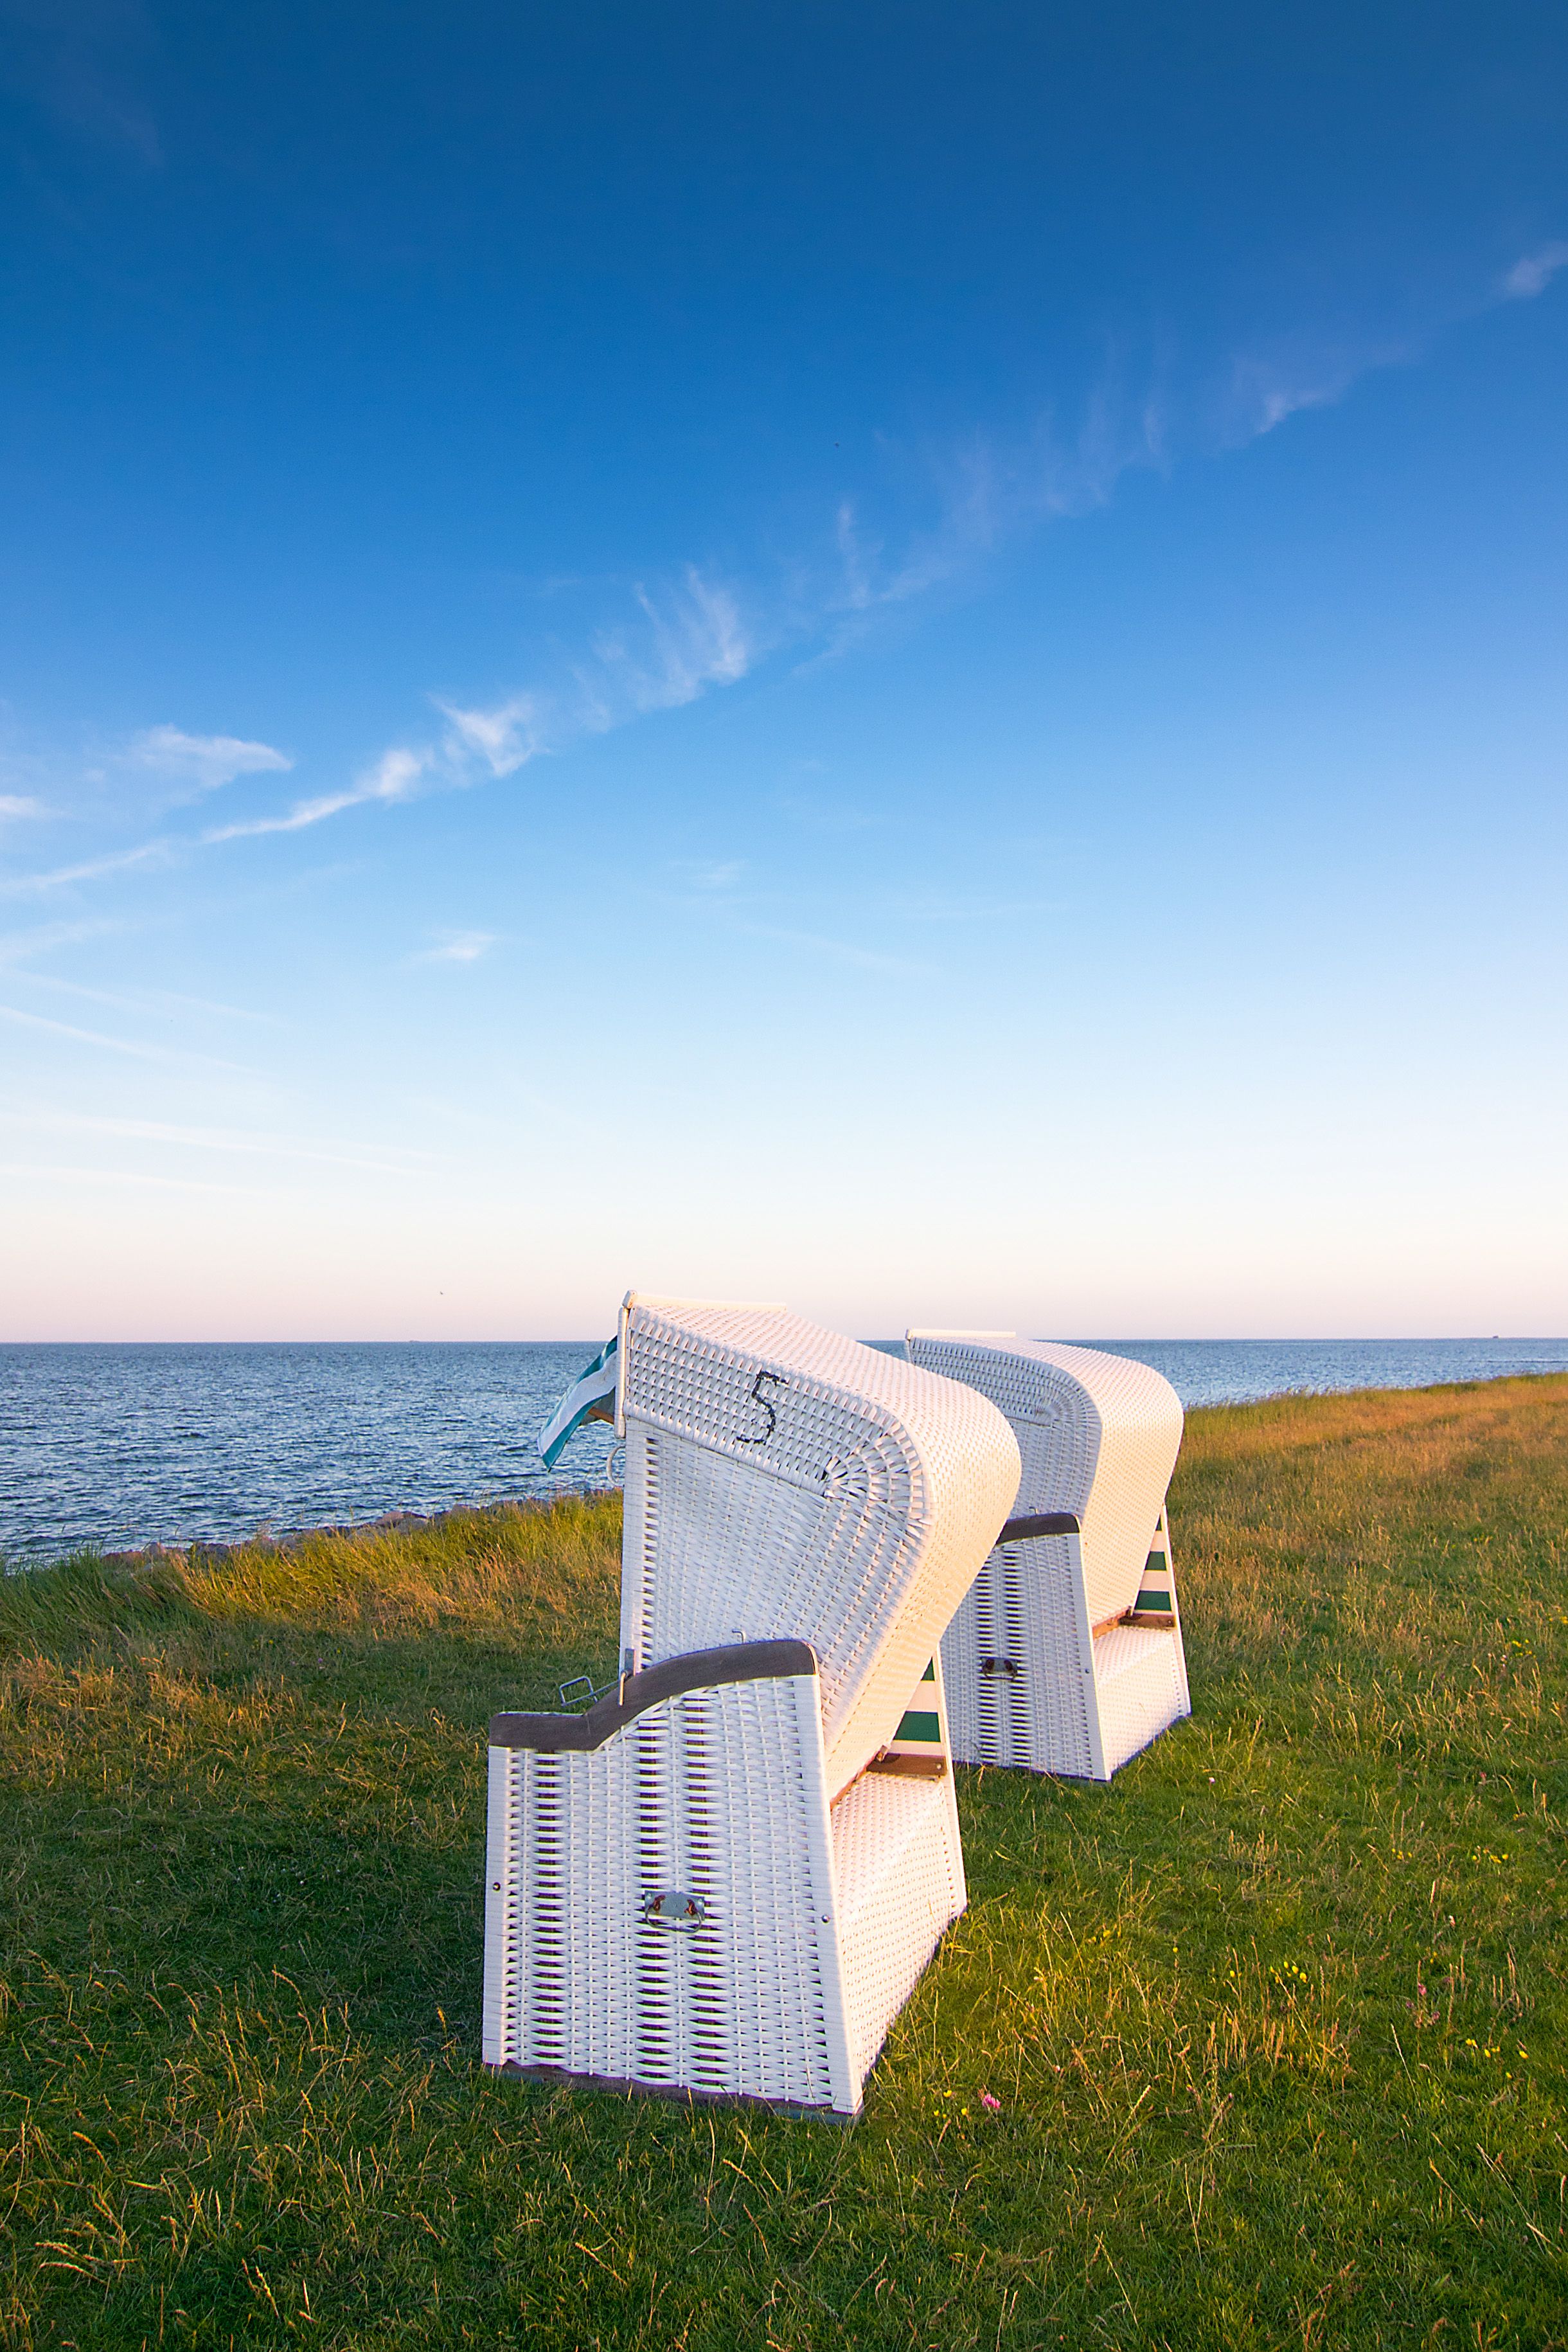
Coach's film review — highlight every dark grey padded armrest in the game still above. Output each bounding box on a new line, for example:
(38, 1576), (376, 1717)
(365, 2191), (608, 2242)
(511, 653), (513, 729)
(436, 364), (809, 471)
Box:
(997, 1511), (1080, 1543)
(489, 1639), (819, 1752)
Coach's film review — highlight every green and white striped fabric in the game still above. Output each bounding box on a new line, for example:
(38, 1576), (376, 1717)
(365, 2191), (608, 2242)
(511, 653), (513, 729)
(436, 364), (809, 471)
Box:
(538, 1335), (619, 1469)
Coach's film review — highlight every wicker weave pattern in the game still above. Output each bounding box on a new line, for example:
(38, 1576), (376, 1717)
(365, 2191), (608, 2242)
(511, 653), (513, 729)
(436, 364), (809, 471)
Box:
(621, 1298), (1019, 1796)
(906, 1335), (1179, 1625)
(940, 1532), (1098, 1775)
(908, 1331), (1189, 1783)
(485, 1296), (1017, 2116)
(483, 1671), (853, 2110)
(1093, 1622), (1189, 1774)
(830, 1768), (966, 2081)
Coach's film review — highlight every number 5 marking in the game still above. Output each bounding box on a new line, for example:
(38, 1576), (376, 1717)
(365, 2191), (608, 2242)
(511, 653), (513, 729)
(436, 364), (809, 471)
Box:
(737, 1370), (781, 1444)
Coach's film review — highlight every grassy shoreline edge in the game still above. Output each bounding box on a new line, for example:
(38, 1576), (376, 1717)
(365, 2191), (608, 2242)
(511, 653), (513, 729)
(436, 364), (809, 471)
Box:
(3, 1374), (1566, 2348)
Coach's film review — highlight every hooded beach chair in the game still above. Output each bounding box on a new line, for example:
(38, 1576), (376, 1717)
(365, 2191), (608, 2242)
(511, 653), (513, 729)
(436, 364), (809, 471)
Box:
(484, 1295), (1020, 2119)
(904, 1333), (1187, 1781)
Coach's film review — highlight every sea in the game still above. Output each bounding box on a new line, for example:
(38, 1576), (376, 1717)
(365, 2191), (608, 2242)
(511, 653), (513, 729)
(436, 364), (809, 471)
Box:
(3, 1336), (1566, 1565)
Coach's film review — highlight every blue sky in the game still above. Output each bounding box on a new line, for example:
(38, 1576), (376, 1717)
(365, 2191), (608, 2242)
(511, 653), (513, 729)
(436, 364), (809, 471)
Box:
(2, 1), (1565, 1340)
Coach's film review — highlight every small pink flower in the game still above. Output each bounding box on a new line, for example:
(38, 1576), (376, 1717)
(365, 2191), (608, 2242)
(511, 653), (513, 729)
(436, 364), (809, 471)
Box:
(980, 2090), (1002, 2111)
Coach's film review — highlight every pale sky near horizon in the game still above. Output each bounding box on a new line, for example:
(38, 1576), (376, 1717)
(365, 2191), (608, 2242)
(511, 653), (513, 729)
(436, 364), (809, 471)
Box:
(2, 3), (1566, 1343)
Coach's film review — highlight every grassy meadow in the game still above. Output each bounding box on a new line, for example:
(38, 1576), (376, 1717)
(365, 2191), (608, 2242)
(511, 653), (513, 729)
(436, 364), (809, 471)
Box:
(3, 1376), (1567, 2349)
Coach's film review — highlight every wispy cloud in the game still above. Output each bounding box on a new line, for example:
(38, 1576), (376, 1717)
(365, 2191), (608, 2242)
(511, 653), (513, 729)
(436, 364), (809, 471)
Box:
(668, 858), (748, 892)
(1501, 242), (1568, 301)
(1229, 364), (1342, 438)
(413, 929), (495, 964)
(17, 971), (284, 1025)
(1220, 337), (1408, 444)
(127, 724), (292, 798)
(438, 696), (543, 778)
(148, 388), (1164, 874)
(0, 377), (1224, 900)
(204, 746), (428, 841)
(1, 1106), (431, 1176)
(0, 917), (121, 971)
(0, 839), (174, 896)
(1222, 245), (1568, 445)
(0, 1002), (255, 1072)
(208, 566), (757, 847)
(10, 258), (1558, 910)
(729, 918), (936, 980)
(815, 383), (1170, 657)
(0, 794), (48, 821)
(607, 569), (753, 712)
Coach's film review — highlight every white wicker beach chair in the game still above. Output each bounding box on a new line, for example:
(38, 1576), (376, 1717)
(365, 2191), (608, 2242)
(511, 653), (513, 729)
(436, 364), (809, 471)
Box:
(905, 1334), (1187, 1781)
(484, 1295), (1020, 2119)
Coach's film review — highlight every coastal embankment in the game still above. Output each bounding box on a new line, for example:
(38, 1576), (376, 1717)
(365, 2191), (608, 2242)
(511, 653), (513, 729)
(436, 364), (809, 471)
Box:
(3, 1376), (1565, 2346)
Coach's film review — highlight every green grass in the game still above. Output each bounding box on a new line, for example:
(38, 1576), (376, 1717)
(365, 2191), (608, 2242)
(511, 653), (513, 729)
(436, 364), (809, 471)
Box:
(3, 1378), (1567, 2350)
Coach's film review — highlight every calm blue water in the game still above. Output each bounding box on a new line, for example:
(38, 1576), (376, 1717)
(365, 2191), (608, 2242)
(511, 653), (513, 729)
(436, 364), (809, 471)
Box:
(3, 1337), (1565, 1563)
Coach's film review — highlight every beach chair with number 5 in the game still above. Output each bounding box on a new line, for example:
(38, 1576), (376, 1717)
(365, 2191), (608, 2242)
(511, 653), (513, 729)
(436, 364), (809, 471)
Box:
(484, 1295), (1019, 2119)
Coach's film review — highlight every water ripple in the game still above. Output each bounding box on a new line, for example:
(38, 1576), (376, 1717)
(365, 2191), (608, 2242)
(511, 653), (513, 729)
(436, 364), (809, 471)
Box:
(3, 1336), (1564, 1563)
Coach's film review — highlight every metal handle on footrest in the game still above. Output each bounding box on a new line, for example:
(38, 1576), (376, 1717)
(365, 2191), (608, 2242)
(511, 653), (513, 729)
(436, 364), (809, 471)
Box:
(641, 1890), (709, 1929)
